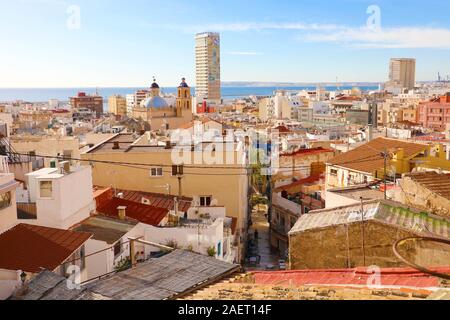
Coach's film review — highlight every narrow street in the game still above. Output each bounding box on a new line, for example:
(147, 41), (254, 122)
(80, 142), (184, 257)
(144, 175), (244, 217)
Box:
(244, 206), (281, 271)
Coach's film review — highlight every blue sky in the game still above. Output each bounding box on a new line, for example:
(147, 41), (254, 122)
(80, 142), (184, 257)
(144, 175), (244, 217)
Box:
(1, 0), (450, 87)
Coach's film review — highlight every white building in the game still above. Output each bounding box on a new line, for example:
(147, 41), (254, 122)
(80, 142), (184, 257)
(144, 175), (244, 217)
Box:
(0, 157), (20, 234)
(126, 94), (135, 115)
(16, 164), (95, 230)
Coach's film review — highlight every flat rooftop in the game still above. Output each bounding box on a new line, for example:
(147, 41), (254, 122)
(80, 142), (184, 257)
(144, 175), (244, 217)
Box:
(72, 215), (138, 245)
(328, 184), (385, 201)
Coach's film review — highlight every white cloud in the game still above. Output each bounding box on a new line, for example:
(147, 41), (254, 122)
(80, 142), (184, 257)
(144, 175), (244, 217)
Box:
(150, 22), (343, 33)
(226, 51), (262, 56)
(149, 20), (450, 49)
(304, 26), (450, 49)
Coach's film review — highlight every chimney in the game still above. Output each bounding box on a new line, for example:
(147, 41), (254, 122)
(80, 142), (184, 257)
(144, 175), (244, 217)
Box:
(112, 141), (120, 150)
(165, 141), (171, 149)
(117, 206), (127, 220)
(59, 161), (70, 174)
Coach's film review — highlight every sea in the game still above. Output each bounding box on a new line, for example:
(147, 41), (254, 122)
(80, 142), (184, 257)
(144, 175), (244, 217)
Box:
(0, 86), (379, 111)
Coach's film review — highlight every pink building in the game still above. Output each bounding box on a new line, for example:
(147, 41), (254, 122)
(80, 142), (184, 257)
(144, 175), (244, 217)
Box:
(419, 93), (450, 130)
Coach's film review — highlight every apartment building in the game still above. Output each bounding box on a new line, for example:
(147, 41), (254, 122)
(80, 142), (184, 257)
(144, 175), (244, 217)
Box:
(326, 137), (450, 189)
(386, 58), (416, 91)
(70, 92), (103, 116)
(108, 95), (127, 117)
(195, 32), (221, 104)
(10, 135), (80, 167)
(81, 133), (249, 258)
(418, 93), (450, 130)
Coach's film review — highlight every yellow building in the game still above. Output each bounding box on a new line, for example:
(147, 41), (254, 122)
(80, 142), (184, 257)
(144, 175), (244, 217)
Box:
(81, 133), (249, 258)
(132, 78), (193, 131)
(10, 134), (81, 167)
(108, 95), (127, 117)
(326, 137), (450, 189)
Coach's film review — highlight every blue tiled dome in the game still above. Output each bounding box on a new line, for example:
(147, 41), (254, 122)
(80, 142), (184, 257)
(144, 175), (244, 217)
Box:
(143, 96), (169, 109)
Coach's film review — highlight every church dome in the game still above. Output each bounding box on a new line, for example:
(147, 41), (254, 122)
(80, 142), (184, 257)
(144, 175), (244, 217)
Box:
(143, 96), (169, 109)
(151, 82), (160, 89)
(150, 77), (160, 89)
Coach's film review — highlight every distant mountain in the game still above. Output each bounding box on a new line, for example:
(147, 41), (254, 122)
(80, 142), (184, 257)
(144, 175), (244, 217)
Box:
(222, 81), (381, 87)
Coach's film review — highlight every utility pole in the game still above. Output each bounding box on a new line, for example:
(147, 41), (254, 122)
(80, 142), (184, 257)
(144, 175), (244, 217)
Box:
(172, 165), (184, 197)
(382, 148), (388, 200)
(360, 197), (366, 267)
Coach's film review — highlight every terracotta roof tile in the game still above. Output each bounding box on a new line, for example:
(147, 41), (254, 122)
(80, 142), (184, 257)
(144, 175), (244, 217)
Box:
(274, 174), (324, 193)
(97, 197), (169, 226)
(328, 137), (427, 174)
(116, 189), (192, 212)
(0, 224), (92, 273)
(280, 147), (335, 158)
(405, 172), (450, 200)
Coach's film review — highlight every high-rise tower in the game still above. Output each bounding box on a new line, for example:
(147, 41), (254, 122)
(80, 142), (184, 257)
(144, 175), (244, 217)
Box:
(195, 32), (221, 104)
(387, 58), (416, 91)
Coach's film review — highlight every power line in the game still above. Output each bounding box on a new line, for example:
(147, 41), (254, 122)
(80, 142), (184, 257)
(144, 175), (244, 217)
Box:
(6, 151), (319, 173)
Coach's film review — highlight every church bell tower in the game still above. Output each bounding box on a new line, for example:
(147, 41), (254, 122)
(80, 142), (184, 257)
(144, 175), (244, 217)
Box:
(176, 78), (192, 117)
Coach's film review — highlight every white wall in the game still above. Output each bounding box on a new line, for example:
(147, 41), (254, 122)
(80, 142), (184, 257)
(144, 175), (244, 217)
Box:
(325, 190), (360, 209)
(25, 166), (95, 229)
(0, 270), (25, 300)
(0, 173), (19, 234)
(144, 219), (225, 260)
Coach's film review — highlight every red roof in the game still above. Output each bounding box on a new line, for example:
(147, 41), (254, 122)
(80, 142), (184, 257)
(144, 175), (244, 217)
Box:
(97, 197), (169, 226)
(0, 224), (92, 273)
(274, 174), (324, 192)
(280, 147), (334, 158)
(117, 189), (192, 212)
(93, 187), (192, 213)
(252, 267), (450, 288)
(273, 125), (291, 133)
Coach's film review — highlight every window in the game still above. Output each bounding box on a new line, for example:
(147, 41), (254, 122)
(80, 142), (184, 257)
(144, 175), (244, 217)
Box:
(114, 240), (122, 257)
(0, 191), (12, 210)
(150, 167), (163, 177)
(63, 150), (72, 161)
(200, 196), (212, 206)
(39, 181), (53, 198)
(330, 169), (338, 176)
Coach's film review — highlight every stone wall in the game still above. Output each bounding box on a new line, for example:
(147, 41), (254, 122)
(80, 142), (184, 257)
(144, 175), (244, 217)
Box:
(289, 221), (416, 270)
(398, 177), (450, 219)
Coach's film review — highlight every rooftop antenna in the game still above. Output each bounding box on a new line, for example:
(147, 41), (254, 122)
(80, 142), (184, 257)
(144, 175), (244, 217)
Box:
(438, 72), (441, 83)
